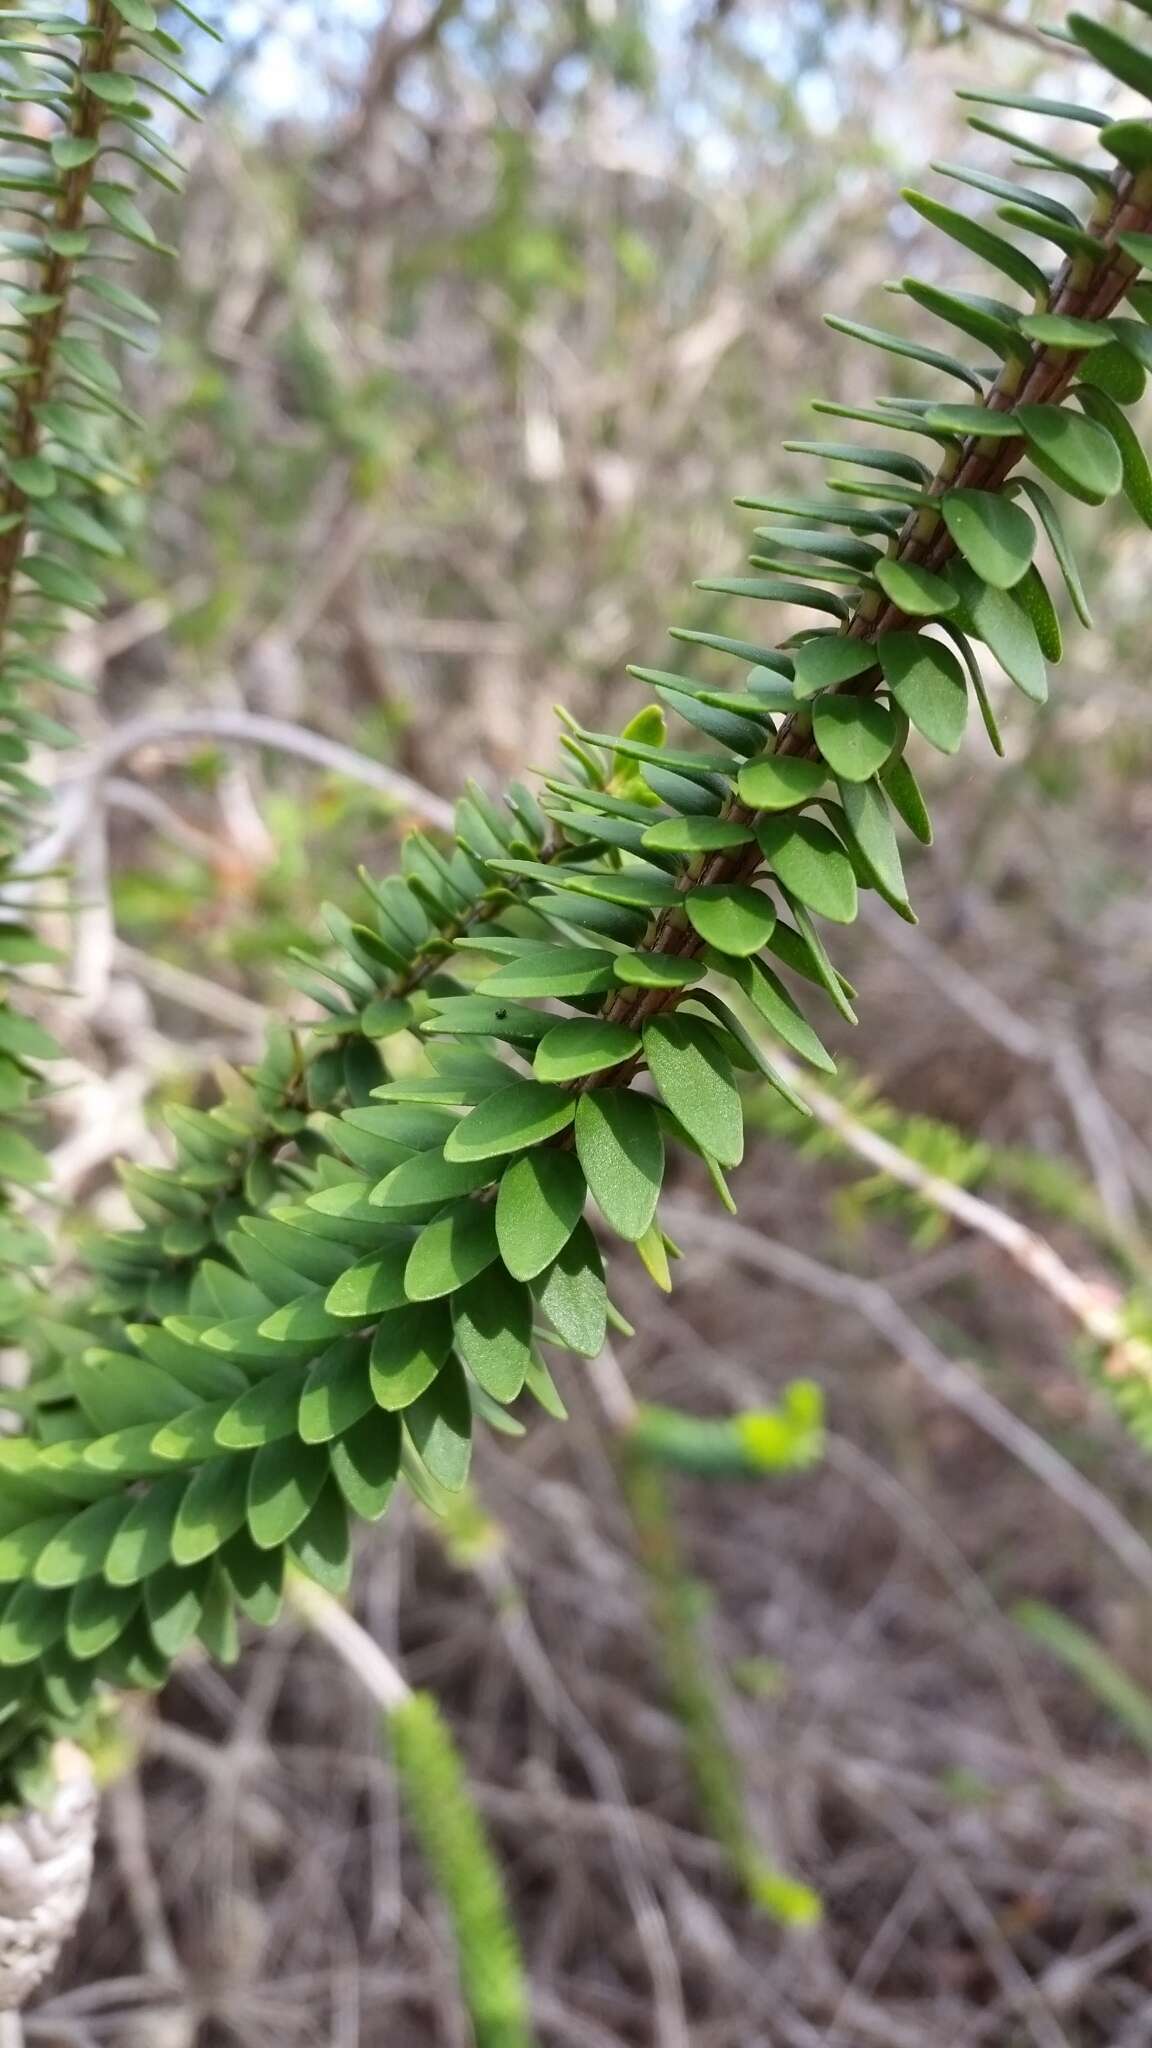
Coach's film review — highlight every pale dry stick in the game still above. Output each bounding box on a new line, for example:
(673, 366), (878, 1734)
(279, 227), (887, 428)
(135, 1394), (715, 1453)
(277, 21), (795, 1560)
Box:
(284, 1574), (411, 1714)
(766, 1049), (1149, 1377)
(104, 1773), (182, 1987)
(22, 707), (456, 876)
(660, 1201), (1152, 1601)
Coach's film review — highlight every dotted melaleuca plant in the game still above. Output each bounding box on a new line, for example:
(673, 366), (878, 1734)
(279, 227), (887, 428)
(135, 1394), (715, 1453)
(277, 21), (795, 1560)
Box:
(0, 0), (207, 1381)
(4, 6), (1152, 1996)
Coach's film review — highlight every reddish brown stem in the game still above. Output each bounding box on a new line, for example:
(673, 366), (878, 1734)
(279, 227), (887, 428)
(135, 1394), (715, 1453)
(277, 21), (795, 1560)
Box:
(0, 0), (124, 637)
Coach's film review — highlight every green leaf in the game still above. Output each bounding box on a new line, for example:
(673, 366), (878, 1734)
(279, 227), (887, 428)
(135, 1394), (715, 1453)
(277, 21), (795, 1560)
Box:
(0, 1008), (60, 1061)
(936, 621), (1003, 759)
(533, 1018), (640, 1083)
(922, 404), (1021, 439)
(812, 697), (898, 782)
(734, 493), (900, 533)
(836, 779), (910, 915)
(1078, 339), (1146, 405)
(995, 202), (1103, 264)
(0, 1129), (50, 1186)
(737, 754), (827, 810)
(421, 997), (552, 1048)
(481, 948), (617, 999)
(900, 279), (1027, 362)
(247, 1439), (329, 1550)
(694, 574), (848, 620)
(720, 955), (836, 1071)
(880, 750), (933, 845)
(67, 1577), (140, 1660)
(67, 1349), (188, 1437)
(782, 438), (930, 484)
(495, 1152), (586, 1282)
(790, 638), (879, 699)
(1119, 230), (1152, 270)
(755, 816), (859, 924)
(575, 1090), (664, 1242)
(1011, 477), (1093, 625)
(219, 1531), (285, 1625)
(6, 454), (55, 499)
(0, 1586), (68, 1667)
(824, 313), (985, 392)
(92, 181), (165, 249)
(947, 561), (1047, 704)
(902, 188), (1050, 301)
(85, 71), (144, 106)
(1101, 118), (1152, 171)
(51, 136), (100, 171)
(941, 489), (1035, 590)
(362, 996), (416, 1039)
(874, 559), (958, 618)
(258, 1295), (347, 1346)
(298, 1340), (374, 1443)
(369, 1303), (453, 1411)
(684, 883), (777, 956)
(531, 1221), (607, 1358)
(32, 1496), (133, 1589)
(1075, 384), (1152, 531)
(752, 525), (880, 572)
(104, 1476), (187, 1587)
(1018, 312), (1112, 351)
(329, 1410), (400, 1521)
(110, 0), (159, 26)
(956, 87), (1107, 126)
(215, 1371), (303, 1451)
(644, 1015), (744, 1169)
(443, 1082), (575, 1164)
(611, 951), (704, 989)
(405, 1358), (473, 1491)
(1067, 13), (1152, 99)
(452, 1268), (534, 1401)
(144, 1564), (207, 1658)
(404, 1202), (500, 1301)
(500, 860), (679, 913)
(1015, 403), (1123, 506)
(640, 815), (754, 854)
(171, 1458), (252, 1568)
(323, 1240), (426, 1323)
(289, 1481), (351, 1596)
(1012, 564), (1062, 664)
(877, 633), (968, 754)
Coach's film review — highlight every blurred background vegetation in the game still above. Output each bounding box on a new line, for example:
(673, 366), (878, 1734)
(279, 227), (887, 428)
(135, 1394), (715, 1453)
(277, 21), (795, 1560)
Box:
(29, 2), (1152, 2043)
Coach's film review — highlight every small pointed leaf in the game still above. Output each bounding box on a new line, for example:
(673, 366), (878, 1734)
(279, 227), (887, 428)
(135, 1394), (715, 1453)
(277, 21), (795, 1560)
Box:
(756, 816), (859, 924)
(644, 1015), (744, 1169)
(575, 1090), (665, 1243)
(684, 883), (777, 956)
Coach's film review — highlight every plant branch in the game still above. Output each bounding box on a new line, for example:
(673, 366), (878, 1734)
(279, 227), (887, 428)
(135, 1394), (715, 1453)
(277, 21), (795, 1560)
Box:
(595, 167), (1152, 1045)
(0, 0), (126, 641)
(767, 1049), (1148, 1371)
(23, 706), (457, 874)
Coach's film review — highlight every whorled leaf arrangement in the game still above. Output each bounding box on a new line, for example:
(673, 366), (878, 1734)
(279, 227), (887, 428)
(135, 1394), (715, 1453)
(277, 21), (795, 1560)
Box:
(0, 0), (209, 1444)
(4, 2), (1152, 1845)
